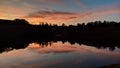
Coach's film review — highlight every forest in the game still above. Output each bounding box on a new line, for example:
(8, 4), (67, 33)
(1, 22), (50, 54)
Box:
(0, 19), (120, 53)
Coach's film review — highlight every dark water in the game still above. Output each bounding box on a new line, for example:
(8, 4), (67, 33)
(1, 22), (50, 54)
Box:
(0, 41), (120, 68)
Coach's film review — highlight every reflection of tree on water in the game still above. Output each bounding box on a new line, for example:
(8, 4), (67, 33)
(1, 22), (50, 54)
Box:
(0, 39), (120, 53)
(35, 40), (120, 51)
(0, 19), (120, 53)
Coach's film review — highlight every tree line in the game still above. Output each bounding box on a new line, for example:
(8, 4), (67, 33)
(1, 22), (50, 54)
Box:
(0, 19), (120, 51)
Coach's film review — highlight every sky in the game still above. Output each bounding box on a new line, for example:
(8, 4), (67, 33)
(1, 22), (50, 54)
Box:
(0, 0), (120, 25)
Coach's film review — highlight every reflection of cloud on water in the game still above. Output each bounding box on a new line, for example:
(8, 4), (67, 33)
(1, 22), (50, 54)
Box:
(0, 42), (120, 68)
(27, 42), (120, 57)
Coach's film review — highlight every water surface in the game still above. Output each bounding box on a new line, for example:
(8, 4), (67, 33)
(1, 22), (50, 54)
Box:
(0, 41), (120, 68)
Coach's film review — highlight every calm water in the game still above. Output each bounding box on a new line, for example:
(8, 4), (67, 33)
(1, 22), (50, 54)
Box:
(0, 41), (120, 68)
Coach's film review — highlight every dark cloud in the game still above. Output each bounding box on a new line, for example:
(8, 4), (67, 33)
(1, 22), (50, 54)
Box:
(31, 10), (76, 16)
(37, 0), (65, 4)
(24, 10), (78, 20)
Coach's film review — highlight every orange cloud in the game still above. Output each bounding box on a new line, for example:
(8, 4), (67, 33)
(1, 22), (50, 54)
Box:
(0, 13), (6, 17)
(0, 6), (29, 20)
(17, 3), (120, 25)
(23, 7), (120, 25)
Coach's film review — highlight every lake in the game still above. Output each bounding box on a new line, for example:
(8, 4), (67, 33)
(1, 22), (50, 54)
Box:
(0, 41), (120, 68)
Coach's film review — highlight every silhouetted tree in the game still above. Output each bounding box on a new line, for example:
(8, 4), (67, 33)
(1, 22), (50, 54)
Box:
(0, 19), (120, 53)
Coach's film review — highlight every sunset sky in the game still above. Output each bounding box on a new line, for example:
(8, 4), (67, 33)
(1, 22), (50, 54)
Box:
(0, 0), (120, 25)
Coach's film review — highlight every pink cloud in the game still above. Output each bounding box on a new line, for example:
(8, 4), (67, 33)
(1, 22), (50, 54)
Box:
(23, 7), (120, 24)
(22, 2), (37, 9)
(0, 7), (26, 15)
(7, 7), (25, 14)
(93, 8), (120, 16)
(73, 0), (88, 9)
(19, 4), (120, 25)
